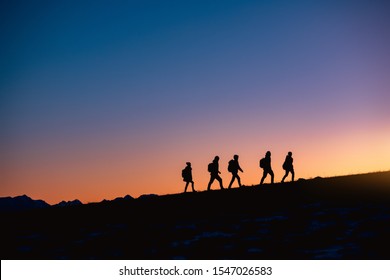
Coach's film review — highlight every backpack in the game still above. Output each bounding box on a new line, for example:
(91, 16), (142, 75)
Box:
(282, 162), (287, 170)
(228, 159), (235, 172)
(259, 158), (265, 168)
(181, 168), (187, 178)
(207, 163), (213, 172)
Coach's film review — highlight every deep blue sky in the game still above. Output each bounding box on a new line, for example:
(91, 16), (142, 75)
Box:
(1, 0), (389, 203)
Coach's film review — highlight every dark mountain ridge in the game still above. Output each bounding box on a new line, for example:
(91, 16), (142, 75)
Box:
(54, 199), (83, 208)
(0, 195), (50, 212)
(0, 195), (136, 212)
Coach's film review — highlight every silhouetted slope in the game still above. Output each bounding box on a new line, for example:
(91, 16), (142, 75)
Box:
(1, 171), (390, 260)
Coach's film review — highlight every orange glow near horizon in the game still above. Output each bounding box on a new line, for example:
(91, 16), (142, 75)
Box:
(2, 117), (389, 205)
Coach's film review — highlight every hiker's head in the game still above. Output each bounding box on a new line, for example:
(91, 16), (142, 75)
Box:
(288, 151), (292, 156)
(214, 156), (219, 162)
(186, 162), (191, 166)
(234, 155), (239, 160)
(266, 151), (271, 157)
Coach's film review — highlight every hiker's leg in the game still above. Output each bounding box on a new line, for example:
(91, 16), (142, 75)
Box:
(282, 170), (288, 182)
(217, 175), (224, 189)
(184, 182), (189, 192)
(228, 174), (235, 189)
(207, 176), (215, 191)
(270, 170), (274, 184)
(260, 170), (267, 185)
(191, 181), (195, 192)
(291, 168), (295, 182)
(237, 174), (242, 187)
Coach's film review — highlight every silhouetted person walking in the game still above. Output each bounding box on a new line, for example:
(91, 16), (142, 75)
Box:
(260, 151), (274, 185)
(227, 155), (243, 189)
(281, 151), (294, 182)
(182, 162), (196, 192)
(207, 156), (224, 191)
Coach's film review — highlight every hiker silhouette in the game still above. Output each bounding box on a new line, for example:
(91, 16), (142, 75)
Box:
(281, 151), (294, 182)
(182, 162), (196, 192)
(227, 155), (244, 189)
(260, 151), (274, 185)
(207, 156), (224, 191)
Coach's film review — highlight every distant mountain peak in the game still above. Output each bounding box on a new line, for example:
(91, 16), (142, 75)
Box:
(113, 194), (134, 202)
(0, 195), (50, 212)
(54, 199), (83, 207)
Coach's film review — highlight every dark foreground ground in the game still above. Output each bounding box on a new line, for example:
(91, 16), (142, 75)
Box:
(2, 172), (390, 259)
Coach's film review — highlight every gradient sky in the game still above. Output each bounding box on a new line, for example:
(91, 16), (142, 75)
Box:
(1, 0), (389, 204)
